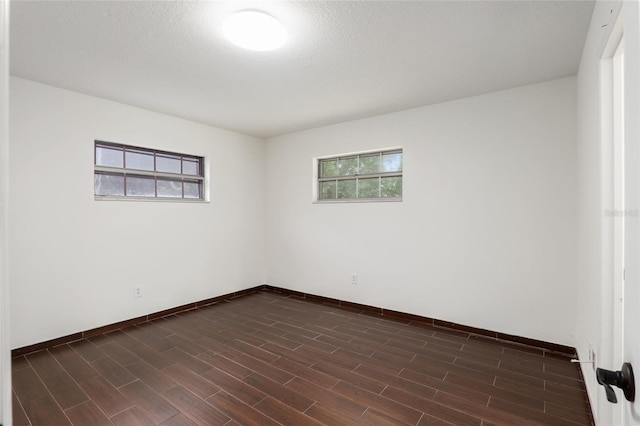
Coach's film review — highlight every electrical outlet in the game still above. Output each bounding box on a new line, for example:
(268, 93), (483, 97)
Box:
(352, 273), (358, 285)
(134, 286), (142, 298)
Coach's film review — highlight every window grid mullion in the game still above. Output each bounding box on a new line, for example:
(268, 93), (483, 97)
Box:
(318, 171), (400, 182)
(95, 166), (204, 182)
(356, 154), (361, 198)
(153, 152), (158, 197)
(180, 155), (184, 198)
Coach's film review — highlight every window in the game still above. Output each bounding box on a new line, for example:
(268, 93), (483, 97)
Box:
(317, 149), (402, 201)
(94, 141), (205, 200)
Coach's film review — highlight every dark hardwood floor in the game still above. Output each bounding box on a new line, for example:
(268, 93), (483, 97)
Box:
(12, 291), (593, 425)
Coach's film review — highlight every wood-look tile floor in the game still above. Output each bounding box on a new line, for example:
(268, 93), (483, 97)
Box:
(12, 291), (593, 425)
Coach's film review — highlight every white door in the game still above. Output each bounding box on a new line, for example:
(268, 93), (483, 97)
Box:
(613, 30), (626, 426)
(598, 2), (640, 424)
(600, 7), (626, 423)
(623, 1), (640, 423)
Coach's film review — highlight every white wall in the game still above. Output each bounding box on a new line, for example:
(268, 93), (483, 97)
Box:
(9, 63), (582, 355)
(265, 77), (577, 346)
(9, 77), (266, 349)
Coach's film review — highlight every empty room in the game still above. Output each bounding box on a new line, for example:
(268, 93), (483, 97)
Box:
(1, 0), (640, 425)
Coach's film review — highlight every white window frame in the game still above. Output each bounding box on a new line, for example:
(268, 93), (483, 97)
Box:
(314, 148), (403, 203)
(94, 141), (207, 202)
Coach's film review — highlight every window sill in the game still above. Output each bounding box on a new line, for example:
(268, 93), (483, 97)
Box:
(313, 198), (402, 204)
(94, 196), (209, 203)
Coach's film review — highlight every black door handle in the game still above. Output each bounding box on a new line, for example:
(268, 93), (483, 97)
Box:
(596, 362), (635, 403)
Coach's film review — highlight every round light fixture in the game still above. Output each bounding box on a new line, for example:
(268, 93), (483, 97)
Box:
(223, 10), (287, 51)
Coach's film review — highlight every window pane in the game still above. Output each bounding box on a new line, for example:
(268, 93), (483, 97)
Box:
(126, 175), (155, 197)
(157, 179), (182, 198)
(337, 179), (356, 199)
(183, 158), (201, 176)
(94, 173), (124, 196)
(157, 154), (181, 174)
(320, 181), (336, 199)
(95, 145), (123, 168)
(359, 153), (380, 175)
(381, 176), (402, 198)
(320, 159), (337, 178)
(125, 149), (154, 171)
(358, 177), (379, 198)
(337, 157), (358, 176)
(184, 181), (202, 199)
(382, 152), (402, 172)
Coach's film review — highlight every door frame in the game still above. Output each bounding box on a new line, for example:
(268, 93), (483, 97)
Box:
(0, 0), (9, 424)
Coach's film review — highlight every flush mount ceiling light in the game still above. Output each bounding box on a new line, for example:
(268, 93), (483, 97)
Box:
(223, 10), (287, 51)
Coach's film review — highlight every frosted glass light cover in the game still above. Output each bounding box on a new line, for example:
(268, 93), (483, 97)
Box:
(223, 11), (287, 51)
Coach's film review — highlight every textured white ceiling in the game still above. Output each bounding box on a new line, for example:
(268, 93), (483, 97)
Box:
(10, 1), (594, 138)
